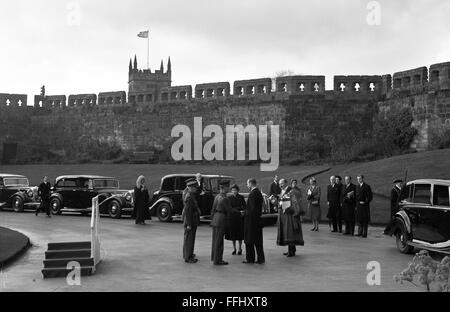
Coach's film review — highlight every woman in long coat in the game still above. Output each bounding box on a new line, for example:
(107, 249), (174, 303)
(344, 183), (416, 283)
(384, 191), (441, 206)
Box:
(133, 175), (151, 225)
(226, 184), (246, 255)
(307, 177), (321, 231)
(277, 179), (304, 257)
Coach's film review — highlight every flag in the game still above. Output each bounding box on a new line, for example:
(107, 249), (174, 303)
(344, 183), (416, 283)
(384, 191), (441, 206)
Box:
(138, 30), (149, 38)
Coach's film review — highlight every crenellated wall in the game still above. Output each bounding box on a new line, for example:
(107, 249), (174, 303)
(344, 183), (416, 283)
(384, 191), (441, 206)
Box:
(1, 61), (450, 163)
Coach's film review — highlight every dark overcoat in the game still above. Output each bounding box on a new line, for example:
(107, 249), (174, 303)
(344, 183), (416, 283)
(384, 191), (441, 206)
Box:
(244, 188), (264, 245)
(341, 183), (356, 222)
(277, 188), (304, 246)
(226, 193), (246, 241)
(355, 183), (373, 224)
(133, 186), (151, 221)
(390, 186), (402, 219)
(326, 184), (341, 219)
(183, 192), (201, 228)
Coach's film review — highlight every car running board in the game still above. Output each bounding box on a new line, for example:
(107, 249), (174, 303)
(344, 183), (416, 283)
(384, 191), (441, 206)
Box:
(408, 241), (450, 255)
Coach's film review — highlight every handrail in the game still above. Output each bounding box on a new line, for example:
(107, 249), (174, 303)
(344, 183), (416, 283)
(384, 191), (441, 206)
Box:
(90, 196), (101, 271)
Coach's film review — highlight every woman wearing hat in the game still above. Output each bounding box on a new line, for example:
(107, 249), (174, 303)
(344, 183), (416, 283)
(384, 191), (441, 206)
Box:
(226, 184), (246, 255)
(307, 177), (321, 231)
(133, 175), (151, 225)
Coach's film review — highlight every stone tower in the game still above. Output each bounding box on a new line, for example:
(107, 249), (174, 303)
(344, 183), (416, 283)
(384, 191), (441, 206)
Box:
(128, 55), (172, 104)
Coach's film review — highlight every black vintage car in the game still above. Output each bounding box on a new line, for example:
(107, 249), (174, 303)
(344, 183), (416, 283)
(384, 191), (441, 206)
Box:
(385, 179), (450, 255)
(0, 174), (40, 212)
(49, 175), (134, 218)
(149, 174), (278, 225)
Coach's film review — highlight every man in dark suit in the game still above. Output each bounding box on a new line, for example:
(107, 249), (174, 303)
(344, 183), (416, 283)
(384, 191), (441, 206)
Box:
(390, 179), (403, 219)
(327, 176), (341, 232)
(243, 178), (265, 264)
(335, 176), (344, 232)
(210, 180), (232, 265)
(183, 179), (202, 263)
(355, 175), (373, 238)
(341, 176), (356, 235)
(36, 176), (52, 217)
(269, 175), (281, 197)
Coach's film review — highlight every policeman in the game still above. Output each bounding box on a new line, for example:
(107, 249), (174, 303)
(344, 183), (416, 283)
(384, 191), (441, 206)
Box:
(183, 178), (202, 263)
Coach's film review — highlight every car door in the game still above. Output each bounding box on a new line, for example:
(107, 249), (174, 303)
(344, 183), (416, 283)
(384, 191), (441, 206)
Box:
(409, 183), (433, 242)
(430, 184), (450, 243)
(0, 178), (5, 204)
(77, 179), (96, 209)
(58, 178), (78, 208)
(75, 178), (92, 209)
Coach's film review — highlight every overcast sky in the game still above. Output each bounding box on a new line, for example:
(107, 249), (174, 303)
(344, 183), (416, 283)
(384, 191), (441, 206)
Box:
(1, 0), (449, 101)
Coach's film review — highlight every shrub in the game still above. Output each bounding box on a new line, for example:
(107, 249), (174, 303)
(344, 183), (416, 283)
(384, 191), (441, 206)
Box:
(394, 250), (450, 292)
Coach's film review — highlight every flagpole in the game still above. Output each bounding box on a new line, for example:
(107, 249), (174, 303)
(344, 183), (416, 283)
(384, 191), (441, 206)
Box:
(147, 30), (150, 70)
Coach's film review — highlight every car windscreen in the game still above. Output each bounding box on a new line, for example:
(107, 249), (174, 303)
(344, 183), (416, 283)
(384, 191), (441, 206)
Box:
(3, 177), (29, 187)
(93, 179), (119, 189)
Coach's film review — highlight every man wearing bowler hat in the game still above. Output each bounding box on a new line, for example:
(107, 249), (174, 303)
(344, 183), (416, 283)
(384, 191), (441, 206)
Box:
(210, 179), (232, 265)
(183, 178), (202, 263)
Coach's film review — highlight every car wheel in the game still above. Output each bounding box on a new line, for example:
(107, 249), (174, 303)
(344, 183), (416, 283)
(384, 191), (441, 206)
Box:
(396, 223), (414, 254)
(108, 200), (122, 219)
(50, 198), (62, 215)
(12, 196), (24, 212)
(157, 202), (172, 222)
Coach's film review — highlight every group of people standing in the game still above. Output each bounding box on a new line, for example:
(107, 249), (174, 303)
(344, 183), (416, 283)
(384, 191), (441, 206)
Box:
(182, 175), (266, 265)
(270, 174), (374, 238)
(325, 175), (373, 237)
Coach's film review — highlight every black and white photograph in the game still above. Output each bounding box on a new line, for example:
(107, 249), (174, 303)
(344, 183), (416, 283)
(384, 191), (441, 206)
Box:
(1, 0), (450, 301)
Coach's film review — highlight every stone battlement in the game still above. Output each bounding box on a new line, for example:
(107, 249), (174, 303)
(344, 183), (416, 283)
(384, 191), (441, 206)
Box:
(1, 62), (449, 110)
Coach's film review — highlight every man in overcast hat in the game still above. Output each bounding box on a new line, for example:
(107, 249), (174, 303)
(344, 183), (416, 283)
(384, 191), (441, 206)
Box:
(182, 178), (202, 263)
(210, 179), (232, 265)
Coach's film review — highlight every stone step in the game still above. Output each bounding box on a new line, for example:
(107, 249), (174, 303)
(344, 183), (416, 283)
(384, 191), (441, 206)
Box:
(43, 257), (94, 269)
(47, 241), (91, 251)
(45, 249), (91, 260)
(42, 266), (94, 279)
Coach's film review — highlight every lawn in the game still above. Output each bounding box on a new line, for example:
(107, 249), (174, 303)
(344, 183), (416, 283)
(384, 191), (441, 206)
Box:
(0, 163), (328, 197)
(312, 148), (450, 224)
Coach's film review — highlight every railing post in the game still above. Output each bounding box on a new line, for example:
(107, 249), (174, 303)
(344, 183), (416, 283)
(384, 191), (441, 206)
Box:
(91, 196), (101, 272)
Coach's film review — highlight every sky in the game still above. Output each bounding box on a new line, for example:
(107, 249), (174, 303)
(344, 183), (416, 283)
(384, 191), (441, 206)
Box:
(1, 0), (449, 102)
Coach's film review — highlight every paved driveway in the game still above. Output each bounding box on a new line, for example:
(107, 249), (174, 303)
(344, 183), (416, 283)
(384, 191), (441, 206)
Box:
(0, 211), (418, 292)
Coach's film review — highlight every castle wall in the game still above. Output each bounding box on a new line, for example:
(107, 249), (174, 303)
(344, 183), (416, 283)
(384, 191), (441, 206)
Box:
(1, 61), (450, 163)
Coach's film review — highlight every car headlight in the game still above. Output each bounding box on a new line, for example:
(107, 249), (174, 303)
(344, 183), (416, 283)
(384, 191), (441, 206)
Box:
(27, 189), (34, 198)
(125, 192), (132, 202)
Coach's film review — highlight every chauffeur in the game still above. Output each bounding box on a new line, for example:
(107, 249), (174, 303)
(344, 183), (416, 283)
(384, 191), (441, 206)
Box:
(183, 179), (202, 263)
(210, 180), (232, 265)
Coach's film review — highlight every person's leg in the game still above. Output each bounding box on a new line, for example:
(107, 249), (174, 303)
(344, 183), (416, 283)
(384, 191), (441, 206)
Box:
(256, 243), (265, 263)
(238, 240), (243, 254)
(363, 223), (368, 238)
(232, 240), (237, 254)
(332, 216), (338, 232)
(217, 227), (225, 263)
(190, 225), (197, 259)
(45, 200), (51, 217)
(245, 244), (255, 263)
(183, 227), (189, 261)
(211, 227), (217, 262)
(288, 245), (295, 256)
